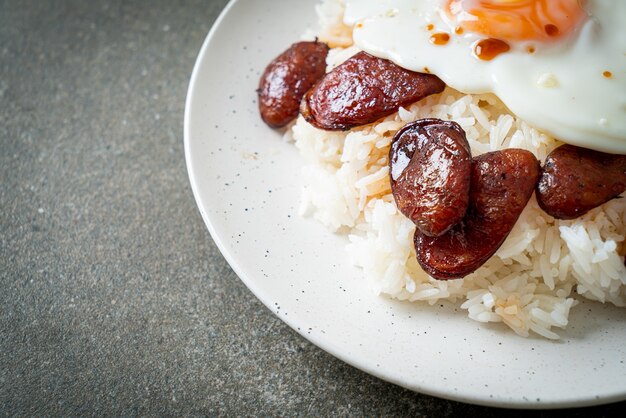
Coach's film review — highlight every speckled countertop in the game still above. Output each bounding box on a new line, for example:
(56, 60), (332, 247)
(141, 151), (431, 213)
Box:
(0, 0), (624, 416)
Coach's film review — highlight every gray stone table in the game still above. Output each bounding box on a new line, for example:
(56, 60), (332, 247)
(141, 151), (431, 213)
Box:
(1, 0), (624, 415)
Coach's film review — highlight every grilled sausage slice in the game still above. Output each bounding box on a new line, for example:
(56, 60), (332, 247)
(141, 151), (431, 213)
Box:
(536, 144), (626, 219)
(390, 119), (472, 237)
(415, 149), (540, 280)
(258, 41), (329, 128)
(300, 52), (445, 131)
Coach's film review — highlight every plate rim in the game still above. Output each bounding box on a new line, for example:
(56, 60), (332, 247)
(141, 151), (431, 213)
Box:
(183, 0), (626, 409)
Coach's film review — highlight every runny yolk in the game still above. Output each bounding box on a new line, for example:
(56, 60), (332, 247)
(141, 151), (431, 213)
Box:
(445, 0), (588, 42)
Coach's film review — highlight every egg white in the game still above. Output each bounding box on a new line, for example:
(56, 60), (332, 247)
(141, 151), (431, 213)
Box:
(344, 0), (626, 153)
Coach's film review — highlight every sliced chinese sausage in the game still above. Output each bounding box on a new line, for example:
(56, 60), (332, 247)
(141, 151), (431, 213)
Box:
(390, 119), (472, 237)
(258, 41), (329, 128)
(415, 149), (540, 280)
(536, 144), (626, 220)
(300, 51), (446, 131)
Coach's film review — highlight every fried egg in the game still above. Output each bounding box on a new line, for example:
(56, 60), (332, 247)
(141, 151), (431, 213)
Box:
(344, 0), (626, 153)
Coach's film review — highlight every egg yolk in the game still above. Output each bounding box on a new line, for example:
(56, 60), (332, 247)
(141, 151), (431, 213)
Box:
(446, 0), (588, 42)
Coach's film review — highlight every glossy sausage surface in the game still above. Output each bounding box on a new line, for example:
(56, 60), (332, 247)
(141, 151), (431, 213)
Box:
(536, 144), (626, 219)
(390, 119), (472, 237)
(300, 52), (445, 131)
(415, 149), (540, 279)
(258, 41), (329, 128)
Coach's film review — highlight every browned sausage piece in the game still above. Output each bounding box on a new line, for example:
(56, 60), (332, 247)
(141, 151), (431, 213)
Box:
(258, 41), (329, 128)
(300, 52), (446, 131)
(536, 144), (626, 220)
(390, 119), (472, 237)
(415, 149), (540, 280)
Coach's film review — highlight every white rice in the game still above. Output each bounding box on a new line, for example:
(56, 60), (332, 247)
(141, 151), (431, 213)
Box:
(292, 0), (626, 339)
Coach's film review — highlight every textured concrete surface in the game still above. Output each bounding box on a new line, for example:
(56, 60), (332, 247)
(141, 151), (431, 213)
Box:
(0, 0), (624, 416)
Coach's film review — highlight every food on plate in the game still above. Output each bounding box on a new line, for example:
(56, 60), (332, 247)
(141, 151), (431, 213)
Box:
(258, 41), (329, 128)
(300, 51), (445, 130)
(537, 144), (626, 220)
(415, 149), (540, 279)
(257, 0), (626, 338)
(344, 0), (626, 154)
(390, 119), (471, 237)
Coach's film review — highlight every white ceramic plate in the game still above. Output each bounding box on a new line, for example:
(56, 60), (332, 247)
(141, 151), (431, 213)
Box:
(185, 0), (626, 408)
